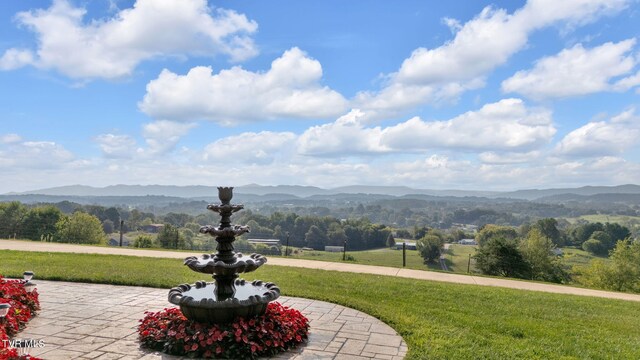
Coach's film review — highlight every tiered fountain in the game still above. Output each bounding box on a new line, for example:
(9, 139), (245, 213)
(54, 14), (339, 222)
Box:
(168, 187), (280, 324)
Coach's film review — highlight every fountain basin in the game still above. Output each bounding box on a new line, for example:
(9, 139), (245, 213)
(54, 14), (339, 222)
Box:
(168, 279), (280, 323)
(184, 253), (267, 276)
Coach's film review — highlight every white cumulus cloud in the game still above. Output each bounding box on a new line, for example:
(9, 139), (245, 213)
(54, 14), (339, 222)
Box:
(0, 49), (34, 70)
(0, 134), (23, 144)
(297, 110), (387, 156)
(555, 108), (640, 157)
(203, 131), (296, 165)
(382, 99), (555, 152)
(0, 139), (74, 169)
(355, 0), (629, 118)
(1, 0), (258, 79)
(139, 47), (348, 125)
(141, 120), (196, 155)
(95, 134), (138, 159)
(299, 99), (555, 156)
(502, 39), (640, 99)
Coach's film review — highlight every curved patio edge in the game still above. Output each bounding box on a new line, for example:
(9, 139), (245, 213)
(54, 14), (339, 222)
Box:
(16, 280), (407, 359)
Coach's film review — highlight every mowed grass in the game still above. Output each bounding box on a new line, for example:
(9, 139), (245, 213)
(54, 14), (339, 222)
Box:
(2, 250), (640, 359)
(560, 247), (605, 268)
(285, 247), (439, 271)
(443, 244), (478, 273)
(571, 214), (640, 224)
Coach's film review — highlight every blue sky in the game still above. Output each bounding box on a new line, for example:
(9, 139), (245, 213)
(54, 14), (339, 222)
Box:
(1, 0), (639, 193)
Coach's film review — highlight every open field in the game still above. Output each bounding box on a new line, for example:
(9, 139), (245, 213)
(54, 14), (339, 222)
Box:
(561, 247), (606, 268)
(443, 244), (479, 273)
(285, 247), (442, 271)
(2, 250), (640, 359)
(567, 214), (640, 224)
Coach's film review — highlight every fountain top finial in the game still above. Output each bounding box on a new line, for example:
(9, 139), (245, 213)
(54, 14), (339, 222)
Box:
(218, 187), (233, 204)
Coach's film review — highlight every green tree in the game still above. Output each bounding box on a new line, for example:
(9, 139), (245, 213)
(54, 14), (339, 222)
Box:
(157, 224), (181, 249)
(128, 209), (143, 231)
(413, 226), (430, 240)
(475, 224), (518, 246)
(603, 223), (631, 243)
(305, 225), (328, 250)
(0, 201), (28, 238)
(533, 218), (563, 246)
(474, 237), (531, 278)
(327, 223), (347, 246)
(184, 222), (202, 234)
(179, 228), (195, 250)
(163, 213), (192, 228)
(417, 234), (442, 263)
(103, 207), (121, 225)
(21, 205), (62, 241)
(55, 212), (106, 244)
(386, 233), (396, 248)
(133, 235), (154, 248)
(102, 219), (115, 234)
(582, 231), (612, 255)
(569, 222), (604, 246)
(578, 239), (640, 293)
(520, 229), (567, 283)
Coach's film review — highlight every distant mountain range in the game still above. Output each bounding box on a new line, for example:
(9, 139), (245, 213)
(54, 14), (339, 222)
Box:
(6, 183), (640, 201)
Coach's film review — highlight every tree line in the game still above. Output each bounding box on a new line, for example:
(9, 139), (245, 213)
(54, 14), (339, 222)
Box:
(0, 201), (396, 251)
(464, 218), (636, 291)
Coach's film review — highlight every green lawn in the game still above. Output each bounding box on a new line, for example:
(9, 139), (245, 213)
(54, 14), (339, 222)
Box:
(2, 250), (640, 359)
(560, 247), (606, 268)
(443, 244), (478, 273)
(285, 247), (441, 271)
(568, 214), (640, 224)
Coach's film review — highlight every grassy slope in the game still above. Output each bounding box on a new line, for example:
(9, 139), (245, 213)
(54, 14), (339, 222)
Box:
(1, 250), (640, 359)
(286, 248), (440, 271)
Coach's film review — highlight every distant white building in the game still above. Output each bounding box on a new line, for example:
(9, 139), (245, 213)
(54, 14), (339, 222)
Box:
(551, 248), (563, 256)
(325, 246), (344, 252)
(247, 239), (281, 248)
(394, 242), (417, 250)
(458, 239), (477, 245)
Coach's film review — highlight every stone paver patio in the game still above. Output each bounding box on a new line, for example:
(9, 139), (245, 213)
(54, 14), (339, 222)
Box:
(16, 281), (407, 360)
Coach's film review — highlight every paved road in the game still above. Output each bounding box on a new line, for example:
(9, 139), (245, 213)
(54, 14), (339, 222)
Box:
(2, 239), (640, 303)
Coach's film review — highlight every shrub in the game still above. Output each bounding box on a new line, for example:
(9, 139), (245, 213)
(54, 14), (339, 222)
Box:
(139, 302), (309, 359)
(474, 237), (531, 279)
(133, 235), (154, 248)
(582, 239), (606, 255)
(0, 275), (41, 360)
(417, 235), (443, 263)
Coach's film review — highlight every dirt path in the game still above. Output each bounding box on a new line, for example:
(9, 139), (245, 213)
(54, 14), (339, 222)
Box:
(2, 239), (640, 303)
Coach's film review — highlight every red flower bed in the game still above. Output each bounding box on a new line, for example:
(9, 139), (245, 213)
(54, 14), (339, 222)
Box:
(0, 275), (41, 360)
(139, 302), (309, 359)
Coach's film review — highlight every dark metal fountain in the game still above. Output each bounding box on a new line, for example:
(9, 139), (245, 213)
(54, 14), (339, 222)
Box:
(168, 187), (280, 324)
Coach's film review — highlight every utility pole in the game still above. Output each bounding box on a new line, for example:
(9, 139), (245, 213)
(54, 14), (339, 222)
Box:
(285, 232), (290, 256)
(343, 239), (347, 261)
(119, 220), (124, 247)
(467, 254), (471, 273)
(402, 242), (406, 267)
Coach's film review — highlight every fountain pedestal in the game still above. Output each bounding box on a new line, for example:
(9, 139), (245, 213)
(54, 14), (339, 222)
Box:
(168, 187), (280, 324)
